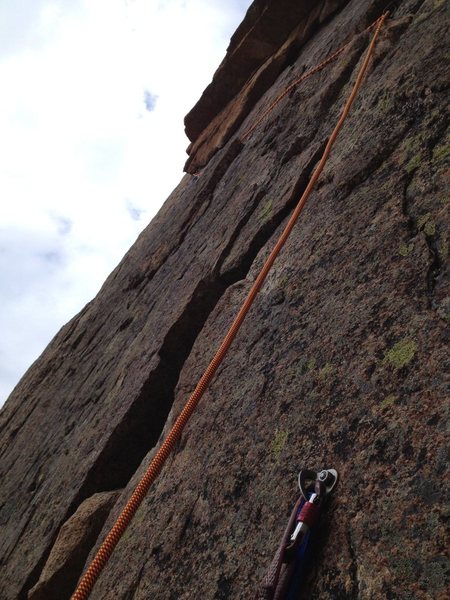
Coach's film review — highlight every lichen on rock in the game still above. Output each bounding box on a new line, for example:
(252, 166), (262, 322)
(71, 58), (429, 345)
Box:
(383, 339), (417, 370)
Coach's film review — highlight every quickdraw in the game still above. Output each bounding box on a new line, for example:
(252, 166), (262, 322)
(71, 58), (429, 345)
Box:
(256, 468), (338, 600)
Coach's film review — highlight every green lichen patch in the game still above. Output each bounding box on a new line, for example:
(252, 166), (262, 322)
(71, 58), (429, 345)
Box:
(423, 220), (436, 236)
(438, 240), (448, 260)
(306, 358), (316, 371)
(318, 362), (333, 380)
(271, 429), (288, 458)
(383, 339), (417, 370)
(399, 242), (414, 257)
(259, 199), (273, 220)
(120, 528), (132, 545)
(417, 213), (431, 229)
(400, 131), (428, 174)
(417, 212), (436, 236)
(377, 92), (392, 113)
(414, 11), (430, 26)
(406, 154), (422, 173)
(432, 131), (450, 162)
(380, 394), (397, 409)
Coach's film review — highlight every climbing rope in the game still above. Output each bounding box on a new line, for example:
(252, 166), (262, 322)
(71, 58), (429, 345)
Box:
(71, 13), (387, 599)
(240, 15), (383, 142)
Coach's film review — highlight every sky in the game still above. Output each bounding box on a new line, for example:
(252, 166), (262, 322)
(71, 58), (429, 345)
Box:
(0, 0), (253, 406)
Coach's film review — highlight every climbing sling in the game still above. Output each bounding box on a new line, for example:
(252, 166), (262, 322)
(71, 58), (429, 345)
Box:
(71, 13), (387, 600)
(256, 469), (338, 600)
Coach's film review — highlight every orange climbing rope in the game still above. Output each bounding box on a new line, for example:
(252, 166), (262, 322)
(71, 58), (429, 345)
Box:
(240, 16), (383, 142)
(71, 13), (387, 600)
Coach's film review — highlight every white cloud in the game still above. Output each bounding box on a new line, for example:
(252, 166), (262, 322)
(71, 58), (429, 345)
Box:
(143, 90), (158, 112)
(0, 0), (253, 405)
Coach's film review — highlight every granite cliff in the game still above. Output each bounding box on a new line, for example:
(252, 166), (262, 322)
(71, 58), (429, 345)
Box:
(0, 0), (448, 598)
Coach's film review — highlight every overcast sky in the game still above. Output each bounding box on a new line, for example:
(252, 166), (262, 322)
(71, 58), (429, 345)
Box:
(0, 0), (253, 406)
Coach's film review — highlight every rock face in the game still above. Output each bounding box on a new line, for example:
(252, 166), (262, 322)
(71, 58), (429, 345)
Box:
(184, 0), (351, 173)
(28, 491), (120, 600)
(0, 1), (448, 599)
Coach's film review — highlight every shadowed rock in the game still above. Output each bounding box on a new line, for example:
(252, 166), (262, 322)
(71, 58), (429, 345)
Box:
(28, 491), (120, 600)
